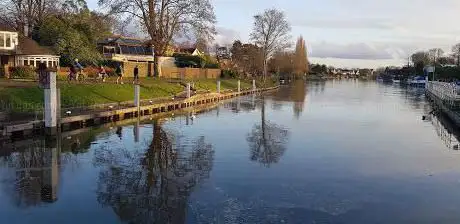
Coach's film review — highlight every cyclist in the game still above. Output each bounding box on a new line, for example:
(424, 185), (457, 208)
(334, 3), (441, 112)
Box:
(98, 66), (107, 82)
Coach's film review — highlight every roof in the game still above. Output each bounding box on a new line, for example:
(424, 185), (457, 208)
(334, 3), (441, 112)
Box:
(179, 48), (198, 54)
(99, 35), (148, 46)
(16, 36), (56, 55)
(0, 22), (16, 32)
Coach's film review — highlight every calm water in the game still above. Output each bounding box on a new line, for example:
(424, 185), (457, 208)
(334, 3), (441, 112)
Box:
(1, 80), (460, 224)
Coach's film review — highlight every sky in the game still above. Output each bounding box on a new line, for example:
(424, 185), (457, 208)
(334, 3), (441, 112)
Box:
(88, 0), (460, 68)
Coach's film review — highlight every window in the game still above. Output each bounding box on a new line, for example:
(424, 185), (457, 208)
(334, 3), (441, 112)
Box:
(145, 47), (153, 55)
(0, 33), (4, 48)
(120, 45), (130, 54)
(136, 46), (145, 55)
(5, 34), (11, 48)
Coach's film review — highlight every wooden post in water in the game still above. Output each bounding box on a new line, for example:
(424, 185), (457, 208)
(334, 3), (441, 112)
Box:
(44, 70), (58, 135)
(134, 84), (140, 114)
(238, 80), (241, 93)
(217, 80), (221, 94)
(187, 83), (191, 98)
(252, 79), (256, 91)
(42, 137), (60, 202)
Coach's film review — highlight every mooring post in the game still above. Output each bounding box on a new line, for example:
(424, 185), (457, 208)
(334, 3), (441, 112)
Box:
(252, 79), (256, 92)
(134, 84), (140, 115)
(238, 80), (241, 93)
(44, 71), (57, 135)
(42, 137), (59, 202)
(134, 118), (140, 143)
(217, 80), (221, 94)
(187, 83), (191, 98)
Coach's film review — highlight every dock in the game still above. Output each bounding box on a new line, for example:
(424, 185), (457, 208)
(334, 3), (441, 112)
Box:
(426, 81), (460, 126)
(0, 86), (279, 139)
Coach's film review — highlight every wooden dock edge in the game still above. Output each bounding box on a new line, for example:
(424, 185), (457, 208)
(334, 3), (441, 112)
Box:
(1, 86), (279, 139)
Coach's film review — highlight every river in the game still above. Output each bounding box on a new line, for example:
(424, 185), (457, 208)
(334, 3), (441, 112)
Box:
(1, 80), (460, 223)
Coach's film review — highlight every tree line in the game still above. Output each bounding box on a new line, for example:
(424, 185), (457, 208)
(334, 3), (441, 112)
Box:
(1, 0), (309, 78)
(410, 44), (460, 80)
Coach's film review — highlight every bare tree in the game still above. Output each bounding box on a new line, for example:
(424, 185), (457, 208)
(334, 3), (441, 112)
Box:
(452, 43), (460, 67)
(250, 8), (291, 80)
(0, 0), (60, 36)
(98, 0), (216, 76)
(428, 48), (444, 65)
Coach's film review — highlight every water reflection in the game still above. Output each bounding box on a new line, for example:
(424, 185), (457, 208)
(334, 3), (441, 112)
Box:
(430, 113), (460, 150)
(247, 96), (290, 166)
(0, 138), (60, 207)
(94, 119), (214, 223)
(291, 80), (307, 119)
(270, 80), (308, 118)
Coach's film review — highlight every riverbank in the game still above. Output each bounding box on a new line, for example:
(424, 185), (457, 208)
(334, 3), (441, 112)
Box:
(0, 78), (273, 113)
(0, 83), (279, 139)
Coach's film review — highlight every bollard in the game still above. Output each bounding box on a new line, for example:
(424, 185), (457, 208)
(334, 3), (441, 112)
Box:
(134, 84), (140, 113)
(42, 137), (59, 202)
(44, 71), (58, 135)
(217, 80), (221, 94)
(238, 80), (241, 93)
(134, 118), (140, 142)
(252, 79), (256, 91)
(187, 83), (191, 98)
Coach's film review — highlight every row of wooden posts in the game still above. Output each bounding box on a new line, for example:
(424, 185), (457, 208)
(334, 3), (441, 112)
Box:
(43, 71), (258, 135)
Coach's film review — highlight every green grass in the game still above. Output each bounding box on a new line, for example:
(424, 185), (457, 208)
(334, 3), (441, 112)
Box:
(190, 79), (256, 91)
(0, 78), (277, 112)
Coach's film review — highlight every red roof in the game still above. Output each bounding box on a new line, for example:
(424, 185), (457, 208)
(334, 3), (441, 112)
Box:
(0, 22), (15, 32)
(16, 36), (55, 55)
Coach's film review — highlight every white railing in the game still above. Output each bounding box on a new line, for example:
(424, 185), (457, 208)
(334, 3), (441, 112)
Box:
(427, 81), (460, 100)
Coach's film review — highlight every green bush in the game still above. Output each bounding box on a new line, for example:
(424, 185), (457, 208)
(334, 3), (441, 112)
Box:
(10, 66), (37, 79)
(174, 54), (220, 68)
(205, 63), (219, 69)
(221, 69), (239, 79)
(174, 55), (202, 68)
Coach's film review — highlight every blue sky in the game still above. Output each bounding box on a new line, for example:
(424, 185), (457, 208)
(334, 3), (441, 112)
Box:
(88, 0), (460, 68)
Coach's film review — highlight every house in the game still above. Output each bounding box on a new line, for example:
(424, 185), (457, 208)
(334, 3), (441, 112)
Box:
(98, 35), (155, 77)
(176, 47), (203, 57)
(0, 23), (60, 77)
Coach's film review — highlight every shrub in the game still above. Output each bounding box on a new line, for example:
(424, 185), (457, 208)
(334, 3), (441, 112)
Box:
(83, 66), (99, 78)
(205, 63), (219, 69)
(221, 69), (239, 79)
(175, 55), (202, 68)
(10, 66), (37, 79)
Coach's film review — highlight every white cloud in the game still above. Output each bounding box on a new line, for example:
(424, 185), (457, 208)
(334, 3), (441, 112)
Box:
(309, 42), (394, 60)
(213, 27), (241, 46)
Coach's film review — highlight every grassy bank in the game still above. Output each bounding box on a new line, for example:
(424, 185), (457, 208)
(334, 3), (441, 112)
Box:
(0, 78), (277, 113)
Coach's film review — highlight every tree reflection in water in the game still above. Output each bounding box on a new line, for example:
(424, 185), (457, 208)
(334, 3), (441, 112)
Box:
(247, 96), (290, 167)
(94, 119), (214, 223)
(290, 80), (307, 119)
(270, 80), (307, 118)
(0, 138), (60, 207)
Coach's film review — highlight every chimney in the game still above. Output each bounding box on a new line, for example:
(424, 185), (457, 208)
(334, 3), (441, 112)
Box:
(23, 24), (28, 37)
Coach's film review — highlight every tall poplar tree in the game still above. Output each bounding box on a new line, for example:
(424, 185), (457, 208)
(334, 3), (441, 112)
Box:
(293, 36), (309, 78)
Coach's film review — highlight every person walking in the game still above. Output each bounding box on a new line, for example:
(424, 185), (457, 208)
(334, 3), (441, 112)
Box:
(133, 64), (139, 84)
(116, 64), (124, 84)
